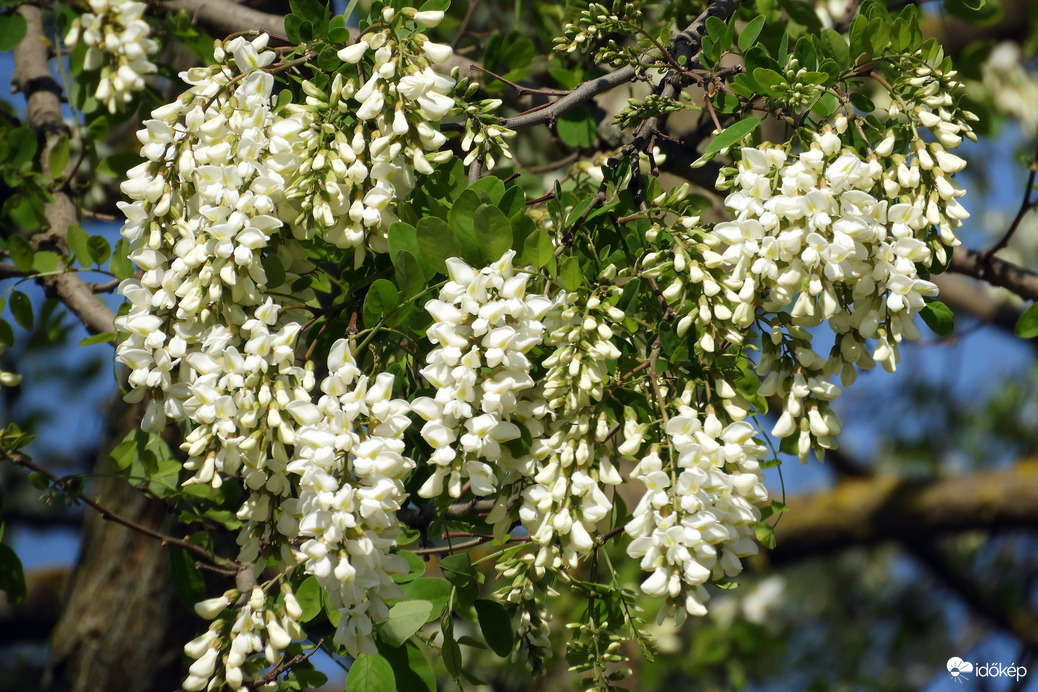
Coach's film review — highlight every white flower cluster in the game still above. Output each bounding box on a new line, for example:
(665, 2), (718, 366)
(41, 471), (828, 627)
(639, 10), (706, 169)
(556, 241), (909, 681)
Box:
(185, 585), (304, 692)
(286, 10), (456, 257)
(713, 128), (966, 458)
(413, 250), (552, 500)
(517, 292), (624, 573)
(891, 48), (978, 150)
(281, 339), (414, 656)
(114, 31), (428, 672)
(116, 35), (314, 496)
(981, 42), (1038, 136)
(625, 407), (768, 620)
(65, 0), (157, 113)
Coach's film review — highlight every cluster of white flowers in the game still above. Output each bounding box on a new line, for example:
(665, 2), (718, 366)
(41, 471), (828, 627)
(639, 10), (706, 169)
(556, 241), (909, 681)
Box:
(65, 0), (158, 113)
(412, 250), (552, 500)
(113, 28), (451, 677)
(184, 585), (304, 692)
(712, 126), (966, 458)
(981, 42), (1038, 136)
(116, 34), (314, 493)
(516, 292), (624, 573)
(891, 48), (978, 151)
(284, 10), (456, 258)
(282, 338), (415, 656)
(625, 407), (768, 620)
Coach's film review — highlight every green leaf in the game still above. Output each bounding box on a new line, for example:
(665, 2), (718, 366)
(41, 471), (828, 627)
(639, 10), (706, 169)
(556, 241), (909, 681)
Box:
(380, 600), (434, 647)
(363, 279), (401, 325)
(79, 332), (115, 346)
(0, 13), (27, 51)
(558, 256), (582, 292)
(468, 176), (505, 204)
(474, 599), (514, 657)
(556, 107), (597, 148)
(919, 300), (955, 336)
(704, 117), (762, 156)
(394, 250), (426, 299)
(442, 633), (463, 678)
(295, 575), (324, 622)
(400, 578), (453, 614)
(521, 231), (555, 270)
(438, 553), (475, 588)
(8, 235), (33, 274)
(738, 15), (766, 54)
(87, 235), (112, 266)
(377, 642), (435, 692)
(417, 217), (462, 274)
(1014, 301), (1038, 338)
(49, 134), (70, 179)
(346, 654), (396, 692)
(67, 224), (93, 268)
(0, 543), (26, 605)
(388, 222), (422, 267)
(110, 239), (135, 279)
(168, 546), (206, 606)
(10, 291), (33, 331)
(447, 190), (483, 263)
(474, 204), (513, 263)
(754, 523), (777, 549)
(394, 550), (427, 584)
(0, 319), (11, 347)
(820, 28), (850, 68)
(32, 251), (59, 273)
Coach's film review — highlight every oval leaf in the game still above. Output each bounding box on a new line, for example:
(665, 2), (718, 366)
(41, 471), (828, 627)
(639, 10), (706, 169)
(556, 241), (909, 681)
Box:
(474, 599), (514, 658)
(346, 653), (395, 692)
(380, 600), (434, 647)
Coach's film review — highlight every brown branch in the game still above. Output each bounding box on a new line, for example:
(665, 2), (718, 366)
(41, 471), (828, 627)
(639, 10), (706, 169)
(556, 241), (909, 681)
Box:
(160, 0), (286, 39)
(250, 638), (324, 687)
(13, 6), (116, 337)
(933, 273), (1038, 349)
(983, 146), (1038, 259)
(948, 246), (1038, 302)
(762, 460), (1038, 564)
(2, 446), (240, 570)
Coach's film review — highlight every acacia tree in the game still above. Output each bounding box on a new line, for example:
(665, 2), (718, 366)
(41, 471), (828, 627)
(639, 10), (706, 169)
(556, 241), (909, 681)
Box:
(1, 0), (1037, 689)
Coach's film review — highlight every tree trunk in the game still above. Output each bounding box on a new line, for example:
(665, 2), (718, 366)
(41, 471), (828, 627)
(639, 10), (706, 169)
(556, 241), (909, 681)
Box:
(42, 398), (192, 692)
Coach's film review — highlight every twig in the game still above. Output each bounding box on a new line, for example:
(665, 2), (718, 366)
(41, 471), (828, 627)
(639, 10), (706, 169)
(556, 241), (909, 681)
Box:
(451, 0), (482, 49)
(982, 144), (1038, 259)
(250, 638), (325, 686)
(469, 64), (569, 96)
(1, 446), (241, 570)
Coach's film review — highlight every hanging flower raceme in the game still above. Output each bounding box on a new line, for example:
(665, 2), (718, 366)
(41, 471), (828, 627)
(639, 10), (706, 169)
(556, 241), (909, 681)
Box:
(412, 250), (554, 500)
(711, 124), (967, 460)
(625, 406), (768, 621)
(65, 0), (158, 112)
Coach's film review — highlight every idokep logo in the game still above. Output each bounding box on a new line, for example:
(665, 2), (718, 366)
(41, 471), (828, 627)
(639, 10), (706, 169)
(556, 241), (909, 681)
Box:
(947, 658), (973, 682)
(947, 657), (1028, 683)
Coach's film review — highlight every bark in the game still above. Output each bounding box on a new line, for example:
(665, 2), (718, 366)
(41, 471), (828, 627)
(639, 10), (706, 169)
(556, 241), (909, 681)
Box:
(40, 398), (192, 692)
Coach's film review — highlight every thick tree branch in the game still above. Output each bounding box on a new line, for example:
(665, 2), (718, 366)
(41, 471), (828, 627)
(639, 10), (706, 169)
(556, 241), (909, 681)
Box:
(763, 460), (1038, 563)
(948, 246), (1038, 303)
(12, 6), (116, 336)
(160, 0), (286, 39)
(933, 273), (1037, 349)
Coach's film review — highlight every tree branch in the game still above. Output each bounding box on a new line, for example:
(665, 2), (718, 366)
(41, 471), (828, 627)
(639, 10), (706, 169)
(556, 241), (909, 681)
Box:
(160, 0), (287, 39)
(501, 0), (743, 132)
(13, 6), (116, 336)
(763, 460), (1038, 563)
(948, 246), (1038, 303)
